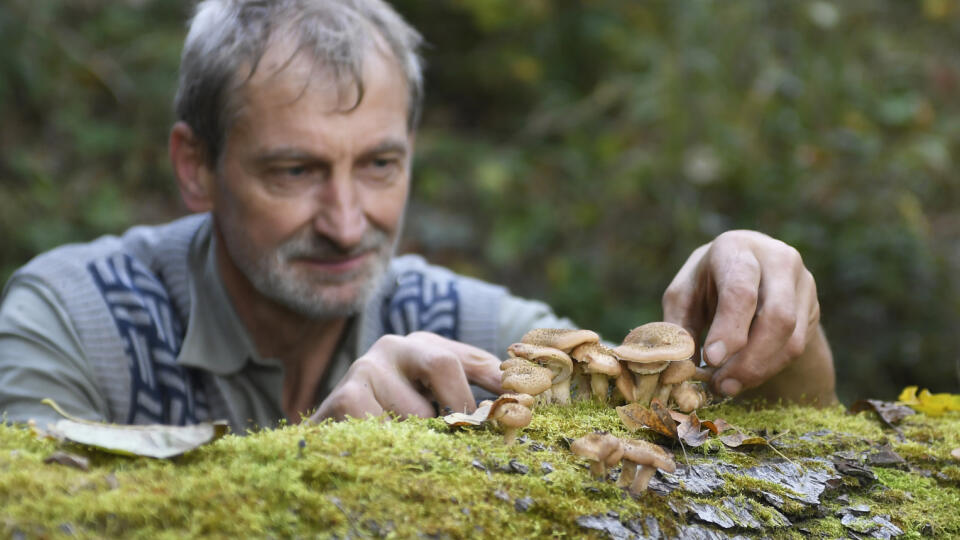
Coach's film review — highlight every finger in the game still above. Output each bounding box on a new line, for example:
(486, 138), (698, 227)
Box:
(662, 243), (712, 340)
(701, 249), (761, 367)
(313, 378), (385, 422)
(710, 256), (800, 395)
(408, 332), (505, 395)
(392, 347), (478, 414)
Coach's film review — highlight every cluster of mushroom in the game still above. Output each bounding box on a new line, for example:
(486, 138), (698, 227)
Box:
(570, 432), (676, 496)
(500, 322), (709, 412)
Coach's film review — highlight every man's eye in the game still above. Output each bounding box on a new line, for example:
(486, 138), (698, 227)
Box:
(284, 165), (309, 177)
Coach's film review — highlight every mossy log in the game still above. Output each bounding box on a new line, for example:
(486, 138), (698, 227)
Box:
(2, 402), (958, 538)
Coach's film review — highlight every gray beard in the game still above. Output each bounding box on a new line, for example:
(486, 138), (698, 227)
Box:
(223, 225), (396, 320)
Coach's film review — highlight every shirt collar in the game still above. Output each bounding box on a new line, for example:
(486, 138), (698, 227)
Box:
(176, 217), (260, 375)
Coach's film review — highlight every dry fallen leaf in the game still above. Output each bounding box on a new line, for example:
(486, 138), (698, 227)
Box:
(41, 399), (229, 459)
(616, 401), (678, 438)
(443, 402), (494, 426)
(718, 431), (768, 448)
(676, 412), (711, 447)
(850, 399), (915, 427)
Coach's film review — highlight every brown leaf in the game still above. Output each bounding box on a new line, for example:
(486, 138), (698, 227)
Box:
(677, 412), (711, 447)
(719, 431), (768, 448)
(850, 399), (915, 426)
(44, 451), (90, 471)
(706, 418), (733, 434)
(616, 402), (678, 439)
(668, 410), (689, 424)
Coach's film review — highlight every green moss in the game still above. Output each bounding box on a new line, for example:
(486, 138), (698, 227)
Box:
(1, 403), (959, 538)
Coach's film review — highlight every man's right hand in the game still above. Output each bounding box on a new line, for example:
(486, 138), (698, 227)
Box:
(310, 332), (505, 422)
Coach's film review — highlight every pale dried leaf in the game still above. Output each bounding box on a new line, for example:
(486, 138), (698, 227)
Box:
(42, 399), (229, 459)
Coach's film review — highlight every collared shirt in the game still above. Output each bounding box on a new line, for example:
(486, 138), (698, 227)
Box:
(0, 218), (572, 430)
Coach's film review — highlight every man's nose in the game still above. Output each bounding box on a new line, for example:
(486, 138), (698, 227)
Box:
(313, 172), (367, 249)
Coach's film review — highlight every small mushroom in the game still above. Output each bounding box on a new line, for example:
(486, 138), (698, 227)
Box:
(655, 358), (697, 404)
(570, 432), (624, 480)
(614, 322), (695, 405)
(500, 357), (553, 403)
(508, 343), (574, 404)
(570, 342), (622, 403)
(618, 439), (676, 496)
(520, 328), (600, 353)
(490, 401), (532, 445)
(671, 381), (708, 413)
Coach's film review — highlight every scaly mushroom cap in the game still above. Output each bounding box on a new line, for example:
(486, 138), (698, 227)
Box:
(570, 432), (624, 465)
(659, 359), (697, 385)
(508, 343), (573, 384)
(520, 328), (600, 352)
(620, 439), (676, 473)
(492, 402), (532, 429)
(615, 322), (695, 364)
(500, 358), (553, 395)
(571, 342), (622, 377)
(624, 360), (669, 375)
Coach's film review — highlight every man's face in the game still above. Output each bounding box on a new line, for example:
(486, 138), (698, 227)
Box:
(211, 44), (412, 319)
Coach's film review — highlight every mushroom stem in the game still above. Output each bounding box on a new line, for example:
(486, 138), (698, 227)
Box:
(633, 373), (660, 405)
(628, 465), (657, 495)
(589, 460), (606, 480)
(617, 460), (637, 488)
(590, 373), (610, 403)
(615, 372), (635, 404)
(503, 427), (519, 445)
(552, 378), (572, 405)
(572, 370), (591, 401)
(655, 383), (674, 405)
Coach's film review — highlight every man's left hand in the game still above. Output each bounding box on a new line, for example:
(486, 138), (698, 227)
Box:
(661, 230), (835, 403)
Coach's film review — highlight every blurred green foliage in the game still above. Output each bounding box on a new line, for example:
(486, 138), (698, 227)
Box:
(2, 0), (959, 402)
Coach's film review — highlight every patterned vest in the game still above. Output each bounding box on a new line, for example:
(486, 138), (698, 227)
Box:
(13, 215), (506, 427)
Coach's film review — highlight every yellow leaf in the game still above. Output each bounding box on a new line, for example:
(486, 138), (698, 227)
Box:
(897, 386), (960, 417)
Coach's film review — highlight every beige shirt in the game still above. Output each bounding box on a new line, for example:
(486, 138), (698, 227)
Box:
(0, 222), (572, 430)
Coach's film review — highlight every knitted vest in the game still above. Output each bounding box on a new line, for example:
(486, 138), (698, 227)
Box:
(12, 214), (506, 426)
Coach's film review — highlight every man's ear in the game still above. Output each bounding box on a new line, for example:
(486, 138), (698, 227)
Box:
(169, 121), (215, 213)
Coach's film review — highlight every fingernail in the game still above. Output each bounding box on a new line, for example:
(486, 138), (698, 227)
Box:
(704, 341), (727, 366)
(719, 378), (742, 397)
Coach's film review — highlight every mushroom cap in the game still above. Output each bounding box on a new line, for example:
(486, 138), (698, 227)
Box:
(615, 322), (695, 364)
(500, 392), (536, 409)
(570, 432), (624, 465)
(520, 328), (600, 352)
(659, 359), (697, 384)
(508, 343), (573, 384)
(571, 342), (622, 377)
(501, 359), (553, 395)
(493, 402), (532, 428)
(621, 439), (676, 473)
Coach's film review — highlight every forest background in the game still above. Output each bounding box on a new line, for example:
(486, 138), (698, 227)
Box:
(1, 0), (958, 404)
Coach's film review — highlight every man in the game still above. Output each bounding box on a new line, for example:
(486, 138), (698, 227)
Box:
(0, 0), (835, 433)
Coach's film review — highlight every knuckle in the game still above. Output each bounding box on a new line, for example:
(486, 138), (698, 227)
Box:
(762, 306), (797, 335)
(784, 334), (806, 358)
(725, 282), (759, 307)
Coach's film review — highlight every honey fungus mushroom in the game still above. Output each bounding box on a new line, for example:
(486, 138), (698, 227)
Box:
(489, 399), (532, 445)
(500, 357), (553, 403)
(570, 342), (621, 403)
(671, 381), (708, 413)
(520, 328), (599, 353)
(614, 322), (695, 405)
(570, 432), (624, 480)
(618, 439), (676, 496)
(508, 343), (574, 404)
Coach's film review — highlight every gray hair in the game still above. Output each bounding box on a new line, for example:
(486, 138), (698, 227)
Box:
(174, 0), (424, 164)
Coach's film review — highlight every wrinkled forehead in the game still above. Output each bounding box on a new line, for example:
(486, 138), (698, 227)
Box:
(229, 30), (406, 126)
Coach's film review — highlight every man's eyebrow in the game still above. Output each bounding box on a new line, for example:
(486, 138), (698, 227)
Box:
(251, 147), (324, 165)
(359, 139), (408, 158)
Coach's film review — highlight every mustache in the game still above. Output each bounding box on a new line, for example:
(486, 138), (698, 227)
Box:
(275, 228), (392, 260)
